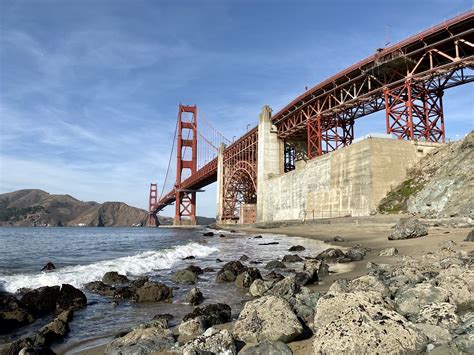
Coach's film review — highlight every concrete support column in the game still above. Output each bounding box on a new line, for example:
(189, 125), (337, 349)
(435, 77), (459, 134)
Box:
(256, 105), (283, 222)
(215, 143), (225, 222)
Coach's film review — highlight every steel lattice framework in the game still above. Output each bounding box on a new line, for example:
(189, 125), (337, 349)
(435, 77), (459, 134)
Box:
(149, 11), (474, 225)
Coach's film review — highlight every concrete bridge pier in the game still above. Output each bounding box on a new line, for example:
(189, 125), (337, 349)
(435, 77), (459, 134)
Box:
(256, 105), (284, 222)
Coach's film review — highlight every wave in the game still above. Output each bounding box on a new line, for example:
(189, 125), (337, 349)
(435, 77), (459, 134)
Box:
(0, 242), (218, 293)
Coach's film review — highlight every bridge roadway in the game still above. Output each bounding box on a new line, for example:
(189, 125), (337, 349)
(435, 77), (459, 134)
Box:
(152, 10), (474, 216)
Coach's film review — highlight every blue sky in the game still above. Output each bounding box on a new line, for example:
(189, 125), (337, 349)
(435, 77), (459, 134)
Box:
(1, 0), (473, 218)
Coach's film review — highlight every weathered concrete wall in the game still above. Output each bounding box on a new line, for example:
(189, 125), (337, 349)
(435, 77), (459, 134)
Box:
(262, 137), (440, 221)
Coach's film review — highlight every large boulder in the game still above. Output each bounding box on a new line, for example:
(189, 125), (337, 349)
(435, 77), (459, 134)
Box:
(315, 248), (345, 261)
(265, 276), (300, 300)
(133, 282), (173, 302)
(240, 341), (292, 355)
(185, 287), (203, 306)
(233, 295), (303, 344)
(394, 282), (449, 318)
(436, 275), (472, 310)
(216, 261), (247, 283)
(412, 323), (452, 345)
(0, 295), (35, 333)
(183, 303), (231, 329)
(302, 259), (329, 284)
(182, 328), (236, 355)
(264, 260), (286, 270)
(249, 279), (274, 297)
(328, 275), (391, 298)
(178, 317), (205, 336)
(84, 281), (115, 297)
(388, 218), (428, 240)
(288, 287), (320, 323)
(56, 284), (87, 312)
(106, 320), (174, 355)
(21, 286), (60, 315)
(312, 292), (427, 354)
(102, 271), (129, 285)
(281, 255), (303, 263)
(171, 269), (198, 284)
(235, 268), (262, 289)
(288, 245), (305, 252)
(36, 310), (73, 346)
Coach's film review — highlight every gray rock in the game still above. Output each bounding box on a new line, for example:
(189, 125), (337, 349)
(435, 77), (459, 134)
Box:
(216, 261), (247, 283)
(415, 302), (460, 331)
(240, 341), (292, 355)
(84, 281), (115, 297)
(235, 268), (262, 288)
(264, 260), (286, 270)
(312, 292), (427, 354)
(216, 270), (236, 283)
(328, 275), (391, 298)
(454, 333), (474, 353)
(379, 247), (399, 256)
(107, 320), (174, 355)
(413, 323), (452, 345)
(133, 282), (173, 302)
(249, 279), (274, 297)
(265, 276), (300, 300)
(394, 282), (449, 318)
(171, 269), (198, 284)
(102, 271), (129, 285)
(388, 218), (428, 240)
(437, 275), (472, 310)
(315, 248), (345, 261)
(182, 328), (236, 355)
(185, 287), (203, 306)
(288, 288), (320, 323)
(178, 317), (205, 336)
(301, 259), (329, 284)
(182, 303), (231, 329)
(281, 255), (303, 263)
(36, 311), (71, 345)
(233, 295), (303, 344)
(240, 254), (250, 261)
(342, 247), (366, 262)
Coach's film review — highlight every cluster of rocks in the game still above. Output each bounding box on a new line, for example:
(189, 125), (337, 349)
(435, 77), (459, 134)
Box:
(0, 284), (87, 354)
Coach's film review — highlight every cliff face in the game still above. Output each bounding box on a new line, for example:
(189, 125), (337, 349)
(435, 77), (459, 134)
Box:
(0, 189), (172, 227)
(378, 131), (474, 218)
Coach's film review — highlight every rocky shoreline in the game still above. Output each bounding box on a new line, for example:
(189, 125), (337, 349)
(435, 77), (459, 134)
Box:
(1, 218), (473, 354)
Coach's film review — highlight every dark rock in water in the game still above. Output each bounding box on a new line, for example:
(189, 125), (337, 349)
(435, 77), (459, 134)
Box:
(84, 281), (116, 297)
(183, 303), (231, 329)
(217, 260), (247, 278)
(465, 229), (474, 242)
(203, 232), (214, 237)
(254, 235), (263, 239)
(288, 245), (305, 251)
(57, 284), (87, 312)
(113, 286), (135, 300)
(282, 254), (304, 263)
(264, 260), (286, 270)
(36, 310), (72, 346)
(266, 271), (285, 281)
(182, 255), (195, 260)
(388, 218), (428, 240)
(301, 259), (329, 285)
(333, 236), (345, 242)
(259, 242), (279, 246)
(185, 265), (204, 275)
(216, 270), (236, 283)
(235, 268), (262, 288)
(249, 260), (262, 265)
(171, 269), (198, 284)
(185, 287), (203, 306)
(216, 258), (223, 263)
(340, 247), (367, 262)
(21, 286), (60, 315)
(230, 230), (237, 233)
(240, 341), (292, 355)
(133, 282), (173, 302)
(315, 248), (345, 261)
(239, 254), (250, 261)
(102, 271), (130, 285)
(219, 234), (226, 238)
(40, 262), (56, 272)
(203, 267), (215, 273)
(129, 277), (149, 289)
(0, 295), (35, 333)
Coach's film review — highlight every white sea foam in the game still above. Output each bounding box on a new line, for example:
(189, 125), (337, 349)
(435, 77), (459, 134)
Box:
(0, 243), (217, 293)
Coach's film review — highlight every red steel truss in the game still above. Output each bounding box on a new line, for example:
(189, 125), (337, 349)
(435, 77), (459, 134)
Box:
(222, 129), (258, 220)
(149, 11), (474, 224)
(175, 104), (198, 225)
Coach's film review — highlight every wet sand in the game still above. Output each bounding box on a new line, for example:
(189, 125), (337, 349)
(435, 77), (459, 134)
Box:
(65, 216), (473, 354)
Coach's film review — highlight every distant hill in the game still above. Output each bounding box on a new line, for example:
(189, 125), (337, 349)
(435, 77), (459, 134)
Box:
(0, 189), (214, 227)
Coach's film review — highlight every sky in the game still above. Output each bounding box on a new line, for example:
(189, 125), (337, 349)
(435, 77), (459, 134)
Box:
(0, 0), (473, 218)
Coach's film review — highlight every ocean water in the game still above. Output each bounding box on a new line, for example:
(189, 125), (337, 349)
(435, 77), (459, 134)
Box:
(0, 227), (328, 351)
